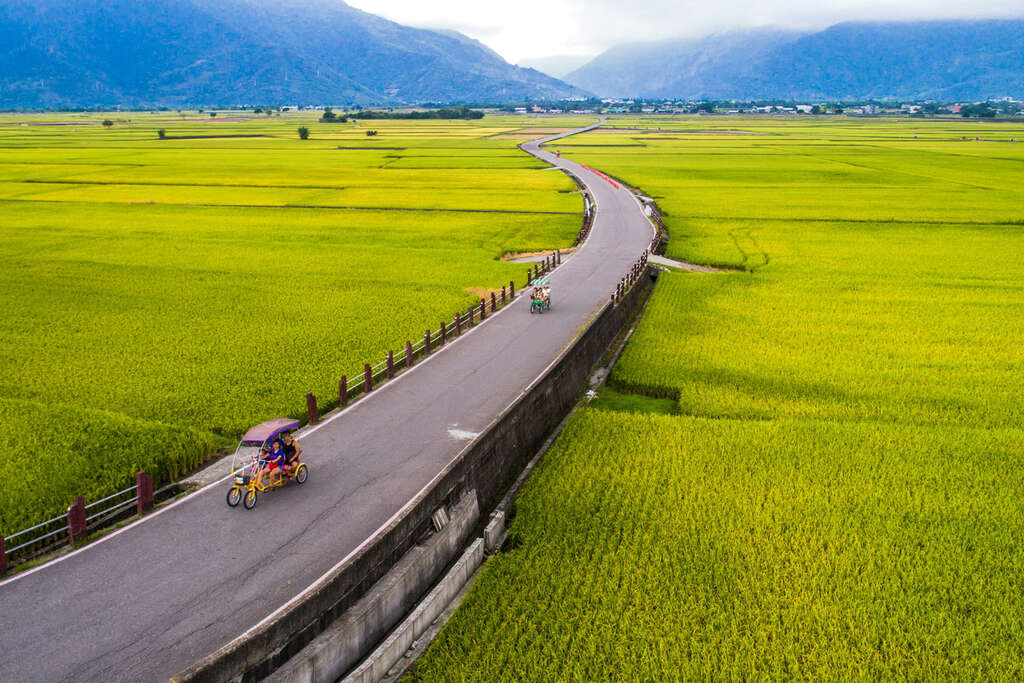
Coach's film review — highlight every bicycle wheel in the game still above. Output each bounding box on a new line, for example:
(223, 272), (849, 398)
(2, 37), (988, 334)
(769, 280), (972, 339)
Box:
(243, 489), (258, 510)
(226, 486), (242, 507)
(295, 464), (308, 484)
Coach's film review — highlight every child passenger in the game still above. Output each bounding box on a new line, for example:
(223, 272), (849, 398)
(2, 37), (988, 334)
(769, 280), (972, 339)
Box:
(259, 441), (286, 487)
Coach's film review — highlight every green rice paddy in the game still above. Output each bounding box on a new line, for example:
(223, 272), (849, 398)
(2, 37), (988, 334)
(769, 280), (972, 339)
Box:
(410, 116), (1024, 679)
(0, 113), (585, 535)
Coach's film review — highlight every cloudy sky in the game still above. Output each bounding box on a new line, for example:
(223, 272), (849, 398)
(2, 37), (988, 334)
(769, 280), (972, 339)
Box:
(346, 0), (1024, 64)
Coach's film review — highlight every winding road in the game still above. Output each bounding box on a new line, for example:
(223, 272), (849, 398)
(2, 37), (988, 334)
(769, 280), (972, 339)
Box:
(0, 121), (654, 682)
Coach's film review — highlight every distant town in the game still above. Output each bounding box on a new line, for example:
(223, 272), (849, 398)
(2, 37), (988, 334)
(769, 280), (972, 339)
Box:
(499, 97), (1024, 118)
(248, 98), (1024, 119)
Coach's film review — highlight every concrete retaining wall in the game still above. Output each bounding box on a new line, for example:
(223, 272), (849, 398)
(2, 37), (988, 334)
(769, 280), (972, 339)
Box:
(171, 269), (655, 683)
(340, 538), (485, 683)
(266, 492), (480, 683)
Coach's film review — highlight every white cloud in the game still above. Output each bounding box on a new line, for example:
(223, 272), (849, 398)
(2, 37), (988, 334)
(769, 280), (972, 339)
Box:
(346, 0), (1024, 64)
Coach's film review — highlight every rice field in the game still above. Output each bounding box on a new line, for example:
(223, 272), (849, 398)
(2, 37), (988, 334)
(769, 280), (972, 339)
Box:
(410, 116), (1024, 679)
(0, 112), (586, 535)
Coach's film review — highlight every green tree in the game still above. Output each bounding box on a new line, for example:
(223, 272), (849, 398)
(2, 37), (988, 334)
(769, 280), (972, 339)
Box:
(811, 105), (823, 115)
(157, 129), (166, 139)
(297, 126), (310, 140)
(961, 103), (996, 118)
(102, 119), (113, 127)
(366, 130), (378, 136)
(321, 108), (337, 122)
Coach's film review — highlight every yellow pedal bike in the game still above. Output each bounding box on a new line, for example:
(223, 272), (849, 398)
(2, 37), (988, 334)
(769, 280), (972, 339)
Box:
(226, 418), (309, 510)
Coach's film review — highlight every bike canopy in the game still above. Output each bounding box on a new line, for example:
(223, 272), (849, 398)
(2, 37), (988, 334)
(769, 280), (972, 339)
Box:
(240, 418), (300, 446)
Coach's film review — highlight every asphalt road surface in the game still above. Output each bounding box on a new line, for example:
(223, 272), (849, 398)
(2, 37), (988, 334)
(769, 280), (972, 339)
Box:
(0, 121), (654, 682)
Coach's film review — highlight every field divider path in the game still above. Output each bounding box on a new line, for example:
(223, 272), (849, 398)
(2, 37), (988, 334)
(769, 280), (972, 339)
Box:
(0, 118), (655, 683)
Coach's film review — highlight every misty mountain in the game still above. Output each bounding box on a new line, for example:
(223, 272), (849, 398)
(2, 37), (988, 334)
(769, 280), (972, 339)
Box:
(0, 0), (586, 109)
(567, 20), (1024, 100)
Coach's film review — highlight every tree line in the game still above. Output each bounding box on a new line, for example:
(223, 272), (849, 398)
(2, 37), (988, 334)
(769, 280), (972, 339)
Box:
(320, 106), (483, 122)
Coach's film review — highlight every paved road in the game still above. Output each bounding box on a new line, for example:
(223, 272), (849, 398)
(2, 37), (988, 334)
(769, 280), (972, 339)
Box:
(0, 121), (653, 682)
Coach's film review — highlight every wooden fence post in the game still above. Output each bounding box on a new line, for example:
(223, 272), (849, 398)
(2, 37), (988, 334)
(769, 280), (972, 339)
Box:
(340, 376), (348, 406)
(306, 392), (319, 424)
(136, 471), (154, 514)
(479, 299), (486, 320)
(67, 496), (86, 546)
(387, 350), (394, 379)
(406, 341), (414, 367)
(510, 280), (515, 297)
(557, 249), (561, 265)
(364, 364), (372, 393)
(0, 535), (6, 576)
(468, 304), (475, 327)
(455, 312), (462, 336)
(501, 286), (506, 304)
(527, 268), (533, 285)
(440, 320), (447, 346)
(491, 292), (497, 311)
(424, 329), (431, 355)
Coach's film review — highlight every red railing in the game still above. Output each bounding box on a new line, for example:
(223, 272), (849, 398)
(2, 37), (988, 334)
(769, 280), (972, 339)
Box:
(1, 471), (154, 576)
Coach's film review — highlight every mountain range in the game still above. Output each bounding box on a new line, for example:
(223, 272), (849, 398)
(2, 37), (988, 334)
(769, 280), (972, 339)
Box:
(0, 0), (585, 109)
(3, 5), (1022, 109)
(566, 20), (1024, 101)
